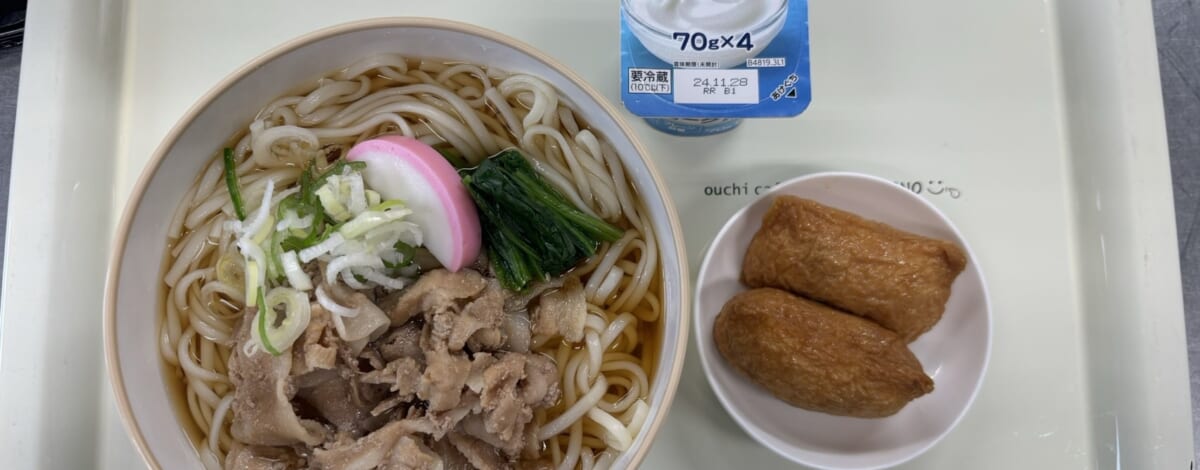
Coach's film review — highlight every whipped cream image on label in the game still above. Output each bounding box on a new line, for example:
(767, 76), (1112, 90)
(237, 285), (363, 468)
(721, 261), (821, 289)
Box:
(625, 0), (787, 69)
(620, 0), (811, 136)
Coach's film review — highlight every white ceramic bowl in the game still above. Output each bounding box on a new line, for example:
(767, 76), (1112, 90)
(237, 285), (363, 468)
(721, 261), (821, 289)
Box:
(104, 18), (689, 470)
(694, 172), (991, 470)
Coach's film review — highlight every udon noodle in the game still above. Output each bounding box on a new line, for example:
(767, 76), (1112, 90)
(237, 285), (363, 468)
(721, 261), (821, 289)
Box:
(160, 53), (661, 469)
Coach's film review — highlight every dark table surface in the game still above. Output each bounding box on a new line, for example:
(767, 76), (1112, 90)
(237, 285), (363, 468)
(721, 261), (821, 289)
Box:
(0, 0), (1198, 461)
(1156, 0), (1200, 458)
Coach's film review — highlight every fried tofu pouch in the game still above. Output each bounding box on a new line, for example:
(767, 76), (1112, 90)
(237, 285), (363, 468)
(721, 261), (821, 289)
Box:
(714, 288), (934, 417)
(742, 196), (968, 342)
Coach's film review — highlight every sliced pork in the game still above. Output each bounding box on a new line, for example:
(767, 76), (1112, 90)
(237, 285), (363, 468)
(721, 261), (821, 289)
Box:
(383, 269), (488, 325)
(479, 354), (531, 451)
(448, 432), (511, 470)
(223, 445), (302, 470)
(292, 305), (339, 375)
(362, 356), (422, 399)
(295, 371), (383, 437)
(382, 436), (443, 470)
(418, 347), (471, 411)
(503, 277), (565, 314)
(465, 352), (498, 395)
(427, 282), (506, 352)
(378, 321), (425, 362)
(229, 309), (329, 447)
(530, 276), (586, 343)
(311, 420), (416, 470)
(519, 354), (560, 409)
(324, 282), (392, 354)
(227, 267), (567, 470)
(431, 436), (474, 470)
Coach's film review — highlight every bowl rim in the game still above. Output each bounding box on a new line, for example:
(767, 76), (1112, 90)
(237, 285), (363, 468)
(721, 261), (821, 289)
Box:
(102, 16), (690, 470)
(692, 171), (993, 470)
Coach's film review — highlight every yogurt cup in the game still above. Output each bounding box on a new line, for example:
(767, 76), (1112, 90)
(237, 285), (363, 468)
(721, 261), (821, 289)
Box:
(620, 0), (811, 136)
(643, 117), (743, 137)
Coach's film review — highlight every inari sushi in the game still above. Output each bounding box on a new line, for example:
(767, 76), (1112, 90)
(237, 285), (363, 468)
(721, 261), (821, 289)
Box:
(742, 196), (967, 342)
(714, 288), (934, 417)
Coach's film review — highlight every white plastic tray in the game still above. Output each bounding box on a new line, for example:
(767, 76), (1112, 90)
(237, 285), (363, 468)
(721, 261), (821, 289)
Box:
(1, 0), (1192, 468)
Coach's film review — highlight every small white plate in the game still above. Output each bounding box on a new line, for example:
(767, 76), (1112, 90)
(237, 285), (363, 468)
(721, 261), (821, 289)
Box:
(693, 172), (992, 470)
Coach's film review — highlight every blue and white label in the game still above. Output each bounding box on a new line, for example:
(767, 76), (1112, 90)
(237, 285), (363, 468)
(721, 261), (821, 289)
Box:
(620, 0), (811, 130)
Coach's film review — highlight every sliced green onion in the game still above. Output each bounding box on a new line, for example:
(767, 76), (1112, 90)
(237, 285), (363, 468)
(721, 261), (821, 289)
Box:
(386, 240), (417, 269)
(256, 286), (311, 356)
(316, 184), (352, 223)
(275, 208), (313, 232)
(366, 199), (406, 213)
(276, 193), (326, 251)
(215, 250), (245, 290)
(223, 148), (247, 220)
(314, 161), (366, 187)
(247, 157), (420, 295)
(339, 209), (413, 239)
(313, 162), (369, 223)
(273, 160), (369, 252)
(365, 189), (382, 208)
(244, 259), (261, 307)
(281, 222), (334, 252)
(298, 161), (319, 206)
(280, 250), (313, 290)
(346, 171), (367, 215)
(255, 287), (279, 355)
(251, 214), (274, 245)
(298, 232), (346, 264)
(267, 229), (286, 283)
